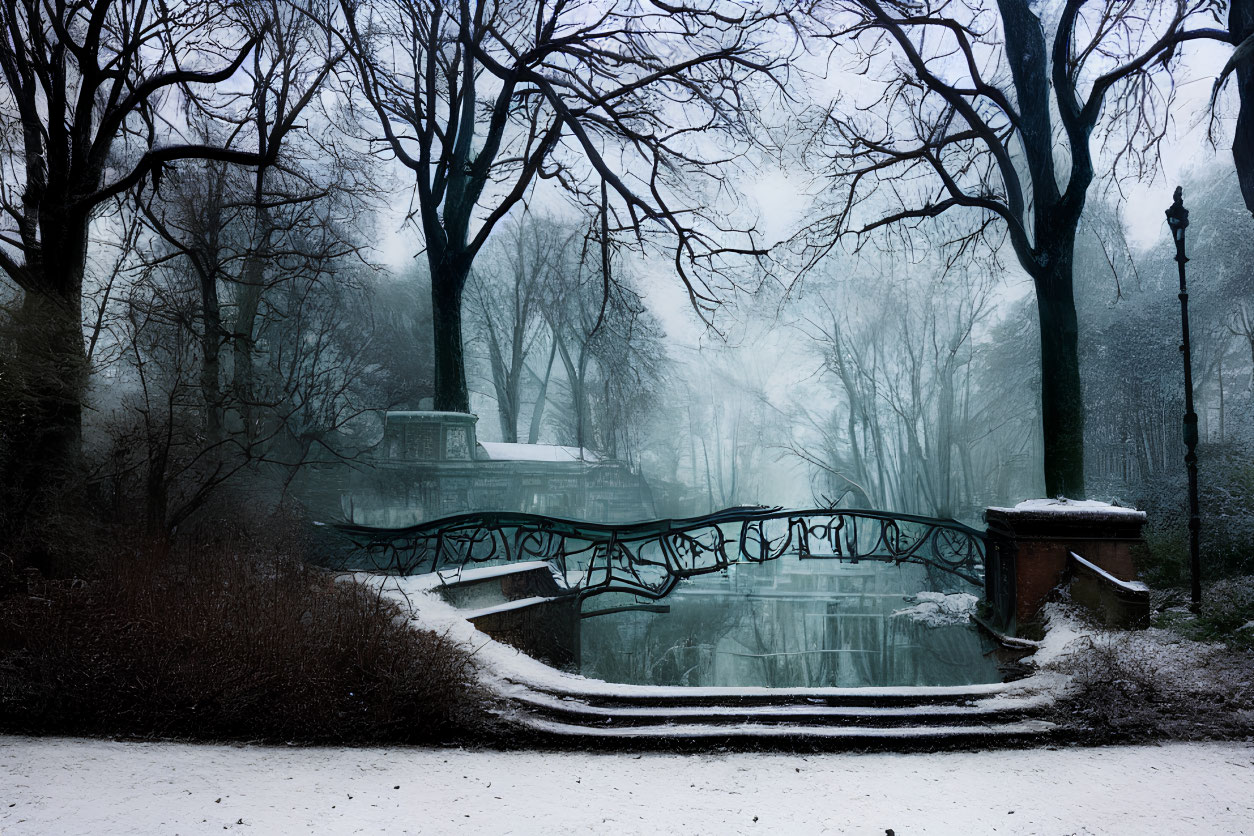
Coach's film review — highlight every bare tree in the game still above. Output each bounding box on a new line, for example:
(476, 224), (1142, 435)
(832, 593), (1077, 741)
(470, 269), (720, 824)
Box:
(357, 267), (436, 410)
(0, 1), (327, 507)
(136, 157), (240, 445)
(102, 235), (379, 535)
(466, 213), (572, 443)
(796, 252), (995, 516)
(544, 232), (604, 452)
(804, 0), (1230, 497)
(588, 273), (669, 464)
(338, 0), (781, 413)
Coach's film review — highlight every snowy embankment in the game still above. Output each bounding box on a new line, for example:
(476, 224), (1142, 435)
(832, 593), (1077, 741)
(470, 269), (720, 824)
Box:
(3, 736), (1253, 835)
(357, 568), (1247, 740)
(354, 571), (1057, 703)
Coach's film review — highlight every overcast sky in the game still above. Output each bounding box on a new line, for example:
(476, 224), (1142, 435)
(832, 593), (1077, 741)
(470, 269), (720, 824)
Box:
(372, 27), (1240, 353)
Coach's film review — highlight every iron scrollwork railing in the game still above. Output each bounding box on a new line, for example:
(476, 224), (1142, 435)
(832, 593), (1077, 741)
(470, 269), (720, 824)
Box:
(322, 507), (986, 599)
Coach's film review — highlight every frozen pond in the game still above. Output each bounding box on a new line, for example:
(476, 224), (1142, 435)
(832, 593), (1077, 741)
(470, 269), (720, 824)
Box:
(580, 559), (1003, 688)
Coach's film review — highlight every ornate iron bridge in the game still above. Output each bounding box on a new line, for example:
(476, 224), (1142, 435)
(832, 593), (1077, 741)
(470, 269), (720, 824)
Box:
(321, 507), (986, 600)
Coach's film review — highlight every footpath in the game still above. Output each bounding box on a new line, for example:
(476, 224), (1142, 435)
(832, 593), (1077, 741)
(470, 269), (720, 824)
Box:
(2, 736), (1253, 834)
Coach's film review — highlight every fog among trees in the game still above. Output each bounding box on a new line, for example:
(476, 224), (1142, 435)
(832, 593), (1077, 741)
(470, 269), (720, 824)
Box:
(2, 0), (1253, 576)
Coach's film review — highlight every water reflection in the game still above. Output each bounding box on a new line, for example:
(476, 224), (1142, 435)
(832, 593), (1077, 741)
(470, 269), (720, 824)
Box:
(580, 558), (1002, 687)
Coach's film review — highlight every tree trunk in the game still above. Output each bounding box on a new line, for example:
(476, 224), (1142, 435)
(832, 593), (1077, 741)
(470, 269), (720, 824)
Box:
(1232, 0), (1254, 216)
(935, 359), (956, 517)
(2, 219), (89, 512)
(200, 270), (224, 445)
(500, 320), (526, 443)
(431, 263), (471, 413)
(496, 388), (519, 443)
(485, 326), (516, 441)
(555, 337), (588, 449)
(144, 441), (169, 535)
(1034, 261), (1086, 498)
(1217, 349), (1225, 442)
(231, 261), (263, 438)
(6, 286), (87, 488)
(527, 338), (557, 444)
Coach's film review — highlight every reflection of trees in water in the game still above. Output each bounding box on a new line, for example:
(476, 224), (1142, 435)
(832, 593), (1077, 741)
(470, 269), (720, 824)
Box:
(580, 594), (738, 686)
(640, 597), (738, 686)
(580, 562), (1002, 687)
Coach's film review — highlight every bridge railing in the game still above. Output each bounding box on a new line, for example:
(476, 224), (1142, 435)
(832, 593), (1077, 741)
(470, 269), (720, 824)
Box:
(321, 507), (986, 600)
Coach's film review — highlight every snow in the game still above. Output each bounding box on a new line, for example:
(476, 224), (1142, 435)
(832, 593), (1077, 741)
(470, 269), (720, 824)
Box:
(384, 410), (475, 420)
(356, 572), (1014, 702)
(476, 441), (601, 463)
(1033, 603), (1240, 702)
(522, 717), (1057, 739)
(987, 498), (1147, 521)
(462, 595), (562, 620)
(7, 575), (1245, 835)
(1030, 604), (1094, 667)
(891, 591), (979, 626)
(4, 736), (1253, 835)
(511, 688), (1056, 719)
(1070, 552), (1151, 592)
(432, 560), (562, 586)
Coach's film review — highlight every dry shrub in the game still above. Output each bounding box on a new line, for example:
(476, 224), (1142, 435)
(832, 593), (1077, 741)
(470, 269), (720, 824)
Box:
(1193, 576), (1254, 649)
(0, 533), (493, 743)
(1046, 611), (1254, 741)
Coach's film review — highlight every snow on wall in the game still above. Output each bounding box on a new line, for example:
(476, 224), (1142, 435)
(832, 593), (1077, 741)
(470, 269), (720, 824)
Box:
(433, 560), (561, 586)
(987, 498), (1147, 521)
(1069, 552), (1151, 592)
(477, 441), (601, 463)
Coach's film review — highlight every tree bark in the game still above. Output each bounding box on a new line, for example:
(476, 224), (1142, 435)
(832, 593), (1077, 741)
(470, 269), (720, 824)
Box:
(431, 263), (471, 413)
(0, 5), (275, 514)
(200, 268), (225, 445)
(231, 258), (264, 437)
(3, 215), (90, 505)
(1034, 260), (1086, 498)
(7, 280), (88, 491)
(527, 338), (557, 444)
(1232, 0), (1254, 216)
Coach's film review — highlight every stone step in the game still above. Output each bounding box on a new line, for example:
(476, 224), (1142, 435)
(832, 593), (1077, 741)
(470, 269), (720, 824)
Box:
(509, 688), (1049, 729)
(432, 562), (568, 609)
(501, 678), (1013, 710)
(517, 715), (1059, 747)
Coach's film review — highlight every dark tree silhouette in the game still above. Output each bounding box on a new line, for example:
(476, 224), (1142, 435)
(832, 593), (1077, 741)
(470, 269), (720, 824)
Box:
(338, 0), (780, 413)
(805, 0), (1229, 498)
(0, 2), (318, 506)
(1227, 0), (1254, 214)
(137, 1), (349, 448)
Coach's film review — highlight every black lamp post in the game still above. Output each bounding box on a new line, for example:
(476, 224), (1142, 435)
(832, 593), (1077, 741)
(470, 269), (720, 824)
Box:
(1165, 186), (1202, 607)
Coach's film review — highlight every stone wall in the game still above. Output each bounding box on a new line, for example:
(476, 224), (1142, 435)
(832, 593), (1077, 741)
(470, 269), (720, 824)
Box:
(985, 499), (1148, 633)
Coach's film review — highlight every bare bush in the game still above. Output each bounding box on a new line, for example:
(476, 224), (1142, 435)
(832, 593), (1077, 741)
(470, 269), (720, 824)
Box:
(1045, 609), (1254, 741)
(0, 522), (493, 743)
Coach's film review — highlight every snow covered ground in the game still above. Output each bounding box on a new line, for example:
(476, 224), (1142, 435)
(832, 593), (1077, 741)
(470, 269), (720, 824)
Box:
(3, 736), (1252, 835)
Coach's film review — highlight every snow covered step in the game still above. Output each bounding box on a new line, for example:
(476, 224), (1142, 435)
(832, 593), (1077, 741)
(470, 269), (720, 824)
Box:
(508, 689), (1050, 729)
(500, 678), (1013, 709)
(432, 561), (569, 610)
(462, 595), (564, 621)
(518, 716), (1059, 746)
